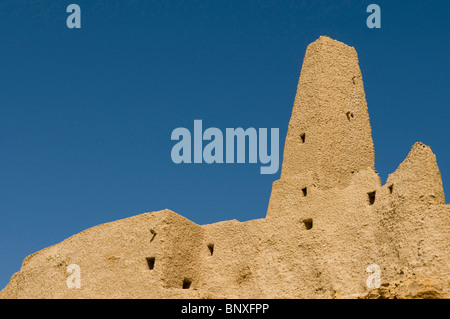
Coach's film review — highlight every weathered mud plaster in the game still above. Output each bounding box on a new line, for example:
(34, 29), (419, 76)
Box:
(1, 36), (448, 299)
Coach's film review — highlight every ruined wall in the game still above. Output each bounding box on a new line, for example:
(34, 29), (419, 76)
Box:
(1, 36), (448, 299)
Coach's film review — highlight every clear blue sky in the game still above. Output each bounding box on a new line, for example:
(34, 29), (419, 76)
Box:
(0, 1), (449, 290)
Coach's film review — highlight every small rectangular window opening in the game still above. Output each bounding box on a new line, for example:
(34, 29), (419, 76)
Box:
(302, 187), (307, 197)
(303, 218), (313, 230)
(146, 257), (155, 270)
(182, 278), (192, 289)
(368, 191), (376, 205)
(300, 133), (306, 143)
(346, 111), (354, 121)
(207, 243), (214, 256)
(388, 184), (393, 194)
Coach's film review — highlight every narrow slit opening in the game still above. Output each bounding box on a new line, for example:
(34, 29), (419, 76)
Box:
(146, 257), (155, 270)
(300, 133), (305, 143)
(368, 191), (376, 205)
(302, 187), (307, 197)
(346, 111), (354, 121)
(388, 184), (393, 194)
(207, 243), (214, 256)
(182, 278), (192, 289)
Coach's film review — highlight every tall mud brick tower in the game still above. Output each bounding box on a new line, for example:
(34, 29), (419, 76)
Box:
(1, 36), (449, 299)
(267, 35), (375, 221)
